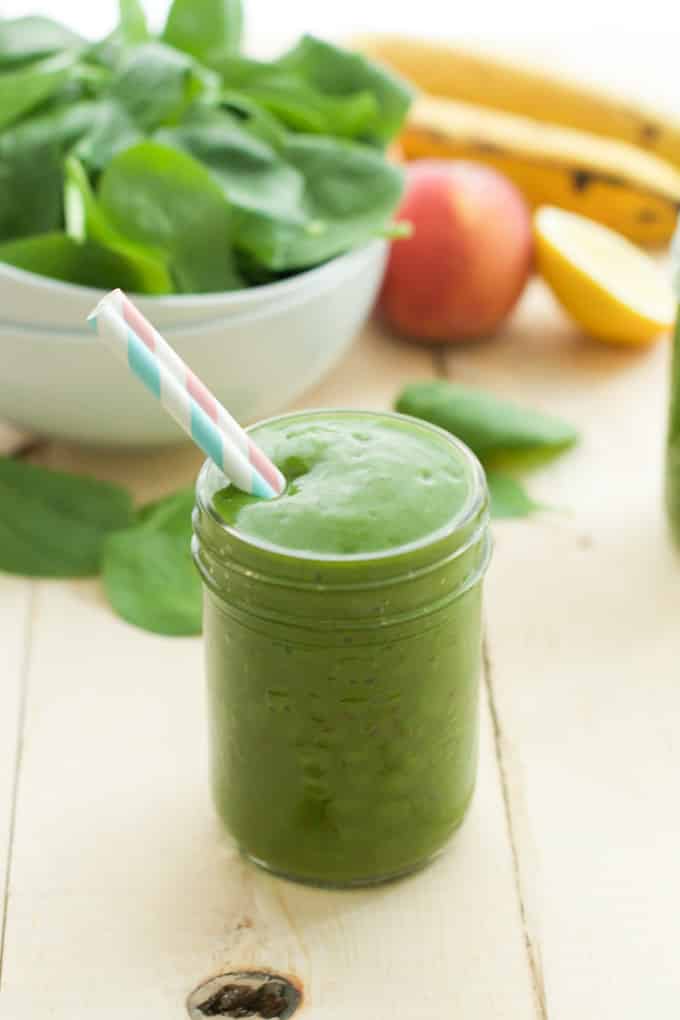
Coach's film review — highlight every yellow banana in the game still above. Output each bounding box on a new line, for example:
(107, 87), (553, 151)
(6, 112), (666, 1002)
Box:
(400, 95), (680, 247)
(354, 34), (680, 171)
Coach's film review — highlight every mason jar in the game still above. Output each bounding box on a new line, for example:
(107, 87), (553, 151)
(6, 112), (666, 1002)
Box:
(192, 410), (491, 886)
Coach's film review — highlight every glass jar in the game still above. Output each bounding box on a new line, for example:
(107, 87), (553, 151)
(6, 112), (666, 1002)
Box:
(192, 410), (491, 886)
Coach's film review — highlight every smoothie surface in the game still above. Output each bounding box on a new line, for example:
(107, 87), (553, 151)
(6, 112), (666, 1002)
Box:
(212, 413), (474, 557)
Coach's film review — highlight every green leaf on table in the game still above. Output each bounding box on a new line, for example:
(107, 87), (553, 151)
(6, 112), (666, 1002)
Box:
(0, 16), (84, 69)
(0, 232), (172, 294)
(395, 380), (579, 469)
(118, 0), (150, 45)
(102, 488), (202, 636)
(109, 42), (215, 132)
(486, 471), (544, 519)
(0, 458), (134, 578)
(0, 52), (78, 132)
(163, 0), (243, 61)
(98, 140), (243, 292)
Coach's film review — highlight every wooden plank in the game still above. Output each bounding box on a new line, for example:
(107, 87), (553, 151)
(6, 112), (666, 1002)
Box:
(0, 578), (32, 980)
(0, 582), (536, 1019)
(0, 325), (536, 1018)
(444, 281), (680, 1017)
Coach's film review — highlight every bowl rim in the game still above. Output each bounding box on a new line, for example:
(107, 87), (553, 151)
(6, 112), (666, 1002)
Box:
(0, 238), (387, 312)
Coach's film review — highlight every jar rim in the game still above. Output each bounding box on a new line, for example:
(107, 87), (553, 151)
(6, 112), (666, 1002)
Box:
(196, 408), (488, 567)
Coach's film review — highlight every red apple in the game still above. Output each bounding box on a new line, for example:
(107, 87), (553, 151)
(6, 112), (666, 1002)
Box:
(379, 160), (533, 342)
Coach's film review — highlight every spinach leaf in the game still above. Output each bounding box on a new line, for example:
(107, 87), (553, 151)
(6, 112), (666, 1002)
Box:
(70, 98), (142, 172)
(486, 471), (544, 519)
(217, 90), (288, 148)
(395, 380), (579, 468)
(0, 16), (83, 69)
(213, 54), (379, 139)
(0, 133), (63, 241)
(156, 111), (306, 224)
(118, 0), (150, 45)
(0, 457), (134, 578)
(163, 0), (243, 61)
(98, 141), (243, 292)
(102, 488), (202, 636)
(265, 134), (405, 269)
(278, 35), (412, 146)
(0, 232), (172, 294)
(0, 52), (78, 132)
(64, 157), (172, 293)
(161, 118), (404, 269)
(109, 42), (215, 132)
(0, 101), (108, 241)
(209, 37), (411, 144)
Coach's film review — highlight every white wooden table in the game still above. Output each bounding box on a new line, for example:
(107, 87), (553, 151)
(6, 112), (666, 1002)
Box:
(1, 281), (678, 1019)
(2, 7), (680, 1017)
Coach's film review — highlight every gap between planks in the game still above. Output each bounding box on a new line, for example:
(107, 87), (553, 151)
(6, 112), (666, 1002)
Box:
(0, 584), (37, 989)
(437, 339), (548, 1020)
(484, 638), (548, 1020)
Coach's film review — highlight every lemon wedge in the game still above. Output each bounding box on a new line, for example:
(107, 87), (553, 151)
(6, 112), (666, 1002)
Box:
(534, 206), (674, 345)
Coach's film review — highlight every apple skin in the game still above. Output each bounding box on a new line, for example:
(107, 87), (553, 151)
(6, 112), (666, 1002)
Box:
(378, 160), (533, 342)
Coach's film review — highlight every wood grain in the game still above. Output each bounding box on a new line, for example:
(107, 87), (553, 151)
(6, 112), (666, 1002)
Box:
(0, 579), (32, 984)
(0, 325), (536, 1018)
(444, 280), (680, 1018)
(0, 580), (536, 1019)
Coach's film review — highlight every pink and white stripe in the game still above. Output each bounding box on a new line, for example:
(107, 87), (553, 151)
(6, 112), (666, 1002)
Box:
(107, 289), (285, 495)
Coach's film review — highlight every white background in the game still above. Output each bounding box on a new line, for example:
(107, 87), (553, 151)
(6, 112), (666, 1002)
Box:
(3, 0), (680, 112)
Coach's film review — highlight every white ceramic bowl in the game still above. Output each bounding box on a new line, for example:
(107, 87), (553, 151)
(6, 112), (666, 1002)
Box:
(0, 240), (387, 446)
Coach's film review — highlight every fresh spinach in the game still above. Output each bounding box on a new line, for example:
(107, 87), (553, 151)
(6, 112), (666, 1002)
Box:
(268, 134), (404, 269)
(277, 35), (412, 146)
(118, 0), (150, 45)
(486, 471), (544, 519)
(163, 0), (243, 61)
(0, 5), (410, 293)
(98, 140), (242, 292)
(102, 488), (202, 636)
(210, 35), (411, 145)
(395, 380), (578, 520)
(0, 52), (78, 132)
(64, 155), (172, 295)
(70, 99), (142, 173)
(165, 124), (404, 270)
(0, 232), (172, 294)
(0, 135), (63, 241)
(0, 16), (83, 69)
(0, 457), (134, 577)
(395, 380), (579, 469)
(109, 42), (214, 131)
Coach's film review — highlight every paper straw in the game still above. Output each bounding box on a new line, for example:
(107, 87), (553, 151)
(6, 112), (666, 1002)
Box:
(94, 289), (285, 495)
(88, 291), (281, 501)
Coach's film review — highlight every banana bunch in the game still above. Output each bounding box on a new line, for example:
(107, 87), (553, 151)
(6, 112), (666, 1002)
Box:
(355, 35), (680, 247)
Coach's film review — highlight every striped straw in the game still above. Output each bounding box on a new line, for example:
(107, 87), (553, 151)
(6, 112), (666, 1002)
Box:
(88, 290), (285, 501)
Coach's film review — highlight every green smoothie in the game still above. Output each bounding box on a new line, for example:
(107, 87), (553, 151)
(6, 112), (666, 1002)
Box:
(193, 411), (490, 886)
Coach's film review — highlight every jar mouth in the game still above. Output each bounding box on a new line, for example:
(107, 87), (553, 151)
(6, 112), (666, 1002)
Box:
(196, 409), (488, 567)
